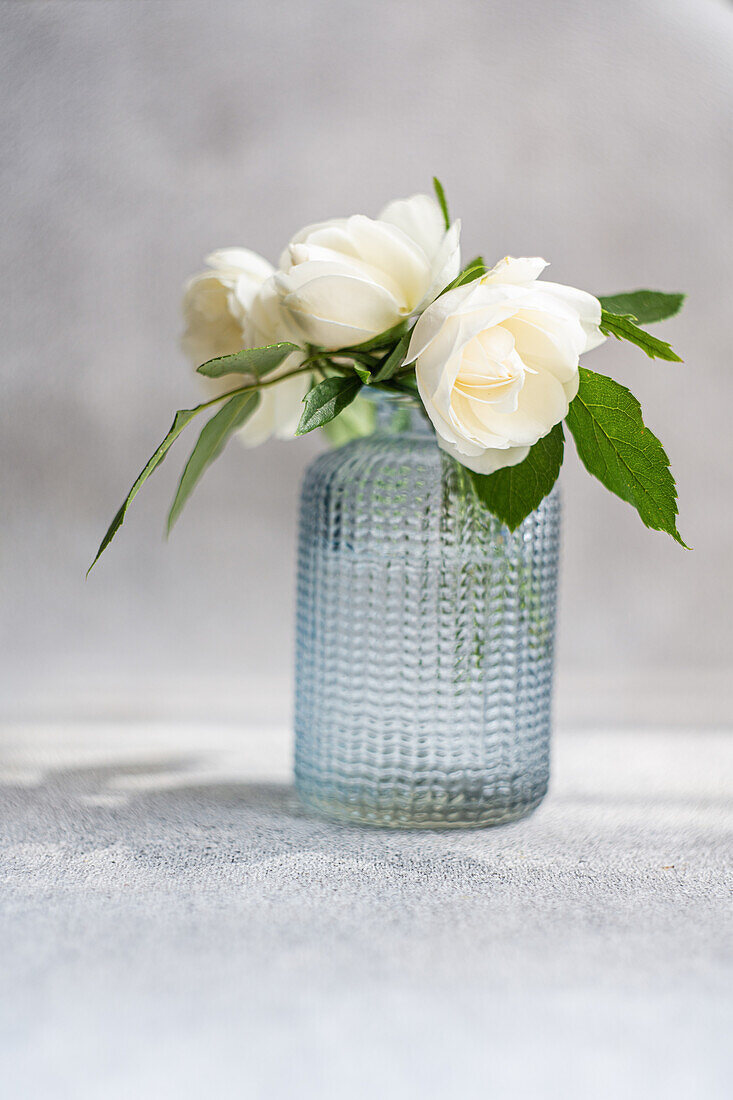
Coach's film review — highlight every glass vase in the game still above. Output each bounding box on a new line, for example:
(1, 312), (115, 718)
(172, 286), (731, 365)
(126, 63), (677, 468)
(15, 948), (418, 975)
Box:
(293, 397), (560, 828)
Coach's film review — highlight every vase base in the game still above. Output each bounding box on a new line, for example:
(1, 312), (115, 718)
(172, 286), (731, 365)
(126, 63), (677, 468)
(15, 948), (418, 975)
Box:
(295, 788), (546, 830)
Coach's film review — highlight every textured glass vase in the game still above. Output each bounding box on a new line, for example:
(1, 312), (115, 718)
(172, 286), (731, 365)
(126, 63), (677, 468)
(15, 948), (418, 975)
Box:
(294, 398), (560, 829)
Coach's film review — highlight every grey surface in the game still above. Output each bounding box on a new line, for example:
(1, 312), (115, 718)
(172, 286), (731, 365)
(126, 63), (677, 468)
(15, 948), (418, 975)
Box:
(2, 0), (733, 724)
(1, 723), (731, 1099)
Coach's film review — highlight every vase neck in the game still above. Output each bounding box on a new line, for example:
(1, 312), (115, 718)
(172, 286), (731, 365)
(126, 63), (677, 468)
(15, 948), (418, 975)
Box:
(369, 391), (432, 436)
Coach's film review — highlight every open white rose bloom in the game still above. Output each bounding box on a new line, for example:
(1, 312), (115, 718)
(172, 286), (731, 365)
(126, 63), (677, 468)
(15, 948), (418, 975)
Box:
(89, 180), (686, 571)
(407, 257), (606, 474)
(274, 193), (461, 350)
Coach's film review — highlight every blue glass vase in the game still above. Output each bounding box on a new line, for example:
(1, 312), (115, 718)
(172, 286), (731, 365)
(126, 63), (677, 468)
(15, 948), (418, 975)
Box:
(294, 397), (560, 828)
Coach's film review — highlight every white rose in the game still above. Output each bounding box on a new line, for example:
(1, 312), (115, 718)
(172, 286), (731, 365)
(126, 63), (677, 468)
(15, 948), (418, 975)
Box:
(182, 250), (310, 446)
(406, 257), (605, 475)
(274, 193), (461, 350)
(181, 248), (275, 366)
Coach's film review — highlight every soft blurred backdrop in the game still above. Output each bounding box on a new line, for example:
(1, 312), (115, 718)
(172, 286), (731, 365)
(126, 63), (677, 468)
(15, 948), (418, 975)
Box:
(2, 0), (731, 726)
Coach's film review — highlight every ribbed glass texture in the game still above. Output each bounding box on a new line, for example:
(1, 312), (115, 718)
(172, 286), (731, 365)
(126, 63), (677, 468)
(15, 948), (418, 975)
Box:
(294, 401), (560, 828)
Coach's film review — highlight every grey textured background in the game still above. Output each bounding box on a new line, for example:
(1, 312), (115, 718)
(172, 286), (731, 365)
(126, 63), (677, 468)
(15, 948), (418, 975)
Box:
(2, 0), (732, 723)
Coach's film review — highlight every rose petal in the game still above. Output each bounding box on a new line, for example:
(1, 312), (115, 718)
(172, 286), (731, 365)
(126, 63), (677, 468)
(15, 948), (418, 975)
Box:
(533, 281), (605, 352)
(283, 247), (409, 308)
(483, 256), (548, 286)
(346, 215), (431, 309)
(502, 313), (582, 385)
(281, 274), (402, 340)
(378, 194), (447, 261)
(417, 221), (462, 308)
(205, 248), (274, 282)
(470, 366), (570, 447)
(436, 434), (530, 475)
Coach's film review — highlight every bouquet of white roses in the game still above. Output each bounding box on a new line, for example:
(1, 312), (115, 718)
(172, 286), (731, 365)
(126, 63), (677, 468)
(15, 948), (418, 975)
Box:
(90, 178), (686, 571)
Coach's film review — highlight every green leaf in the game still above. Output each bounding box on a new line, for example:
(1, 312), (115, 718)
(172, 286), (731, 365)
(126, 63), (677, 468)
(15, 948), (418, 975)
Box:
(432, 176), (450, 231)
(453, 261), (487, 288)
(371, 332), (411, 382)
(598, 290), (684, 325)
(440, 256), (488, 296)
(395, 373), (419, 394)
(296, 375), (362, 435)
(566, 368), (687, 546)
(599, 309), (682, 362)
(88, 388), (247, 573)
(320, 394), (376, 447)
(468, 422), (565, 530)
(166, 391), (259, 533)
(353, 364), (372, 384)
(196, 342), (300, 379)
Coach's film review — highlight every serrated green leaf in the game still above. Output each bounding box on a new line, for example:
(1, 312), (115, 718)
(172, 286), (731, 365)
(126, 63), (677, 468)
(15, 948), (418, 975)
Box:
(196, 342), (300, 379)
(566, 368), (687, 546)
(88, 388), (248, 573)
(432, 176), (450, 231)
(320, 394), (376, 447)
(296, 375), (362, 435)
(468, 422), (565, 530)
(371, 333), (411, 382)
(600, 309), (682, 362)
(598, 290), (684, 324)
(166, 391), (259, 533)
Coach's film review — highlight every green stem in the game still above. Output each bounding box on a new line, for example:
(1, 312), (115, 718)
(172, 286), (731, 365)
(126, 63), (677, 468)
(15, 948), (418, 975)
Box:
(211, 364), (315, 403)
